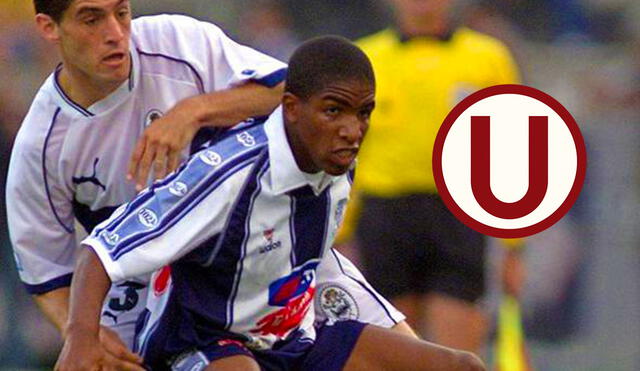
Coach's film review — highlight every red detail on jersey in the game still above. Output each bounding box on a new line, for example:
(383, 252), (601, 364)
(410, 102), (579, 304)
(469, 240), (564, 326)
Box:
(217, 339), (246, 348)
(250, 287), (315, 337)
(153, 266), (172, 296)
(272, 275), (302, 305)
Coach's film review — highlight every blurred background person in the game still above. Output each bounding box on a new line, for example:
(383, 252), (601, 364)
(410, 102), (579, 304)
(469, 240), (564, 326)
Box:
(336, 0), (524, 355)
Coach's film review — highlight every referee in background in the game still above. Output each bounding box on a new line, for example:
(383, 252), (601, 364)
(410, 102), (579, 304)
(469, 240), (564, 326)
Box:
(339, 0), (525, 355)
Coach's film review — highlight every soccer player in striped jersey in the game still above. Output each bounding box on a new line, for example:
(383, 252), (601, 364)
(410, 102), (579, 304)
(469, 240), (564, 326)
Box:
(7, 1), (407, 368)
(55, 36), (485, 371)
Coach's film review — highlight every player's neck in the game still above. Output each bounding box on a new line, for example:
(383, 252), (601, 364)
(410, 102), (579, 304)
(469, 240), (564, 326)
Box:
(57, 66), (124, 109)
(397, 16), (451, 40)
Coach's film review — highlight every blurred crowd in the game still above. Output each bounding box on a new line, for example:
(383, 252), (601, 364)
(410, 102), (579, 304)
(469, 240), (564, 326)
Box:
(1, 0), (639, 369)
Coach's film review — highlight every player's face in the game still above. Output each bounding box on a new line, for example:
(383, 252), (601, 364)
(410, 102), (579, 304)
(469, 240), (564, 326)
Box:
(56, 0), (132, 85)
(285, 79), (375, 176)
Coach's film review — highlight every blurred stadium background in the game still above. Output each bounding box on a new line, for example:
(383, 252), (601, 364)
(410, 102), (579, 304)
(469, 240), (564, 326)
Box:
(1, 0), (639, 369)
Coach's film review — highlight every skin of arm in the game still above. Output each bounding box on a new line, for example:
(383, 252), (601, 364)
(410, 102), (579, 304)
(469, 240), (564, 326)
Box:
(55, 248), (138, 371)
(33, 288), (71, 334)
(128, 81), (284, 189)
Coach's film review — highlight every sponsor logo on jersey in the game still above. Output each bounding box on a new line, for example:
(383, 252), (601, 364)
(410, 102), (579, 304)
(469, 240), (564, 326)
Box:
(259, 228), (282, 254)
(169, 181), (188, 197)
(317, 284), (359, 322)
(199, 150), (222, 166)
(138, 208), (158, 228)
(100, 230), (120, 247)
(144, 109), (163, 127)
(250, 261), (318, 337)
(236, 131), (256, 147)
(152, 266), (172, 296)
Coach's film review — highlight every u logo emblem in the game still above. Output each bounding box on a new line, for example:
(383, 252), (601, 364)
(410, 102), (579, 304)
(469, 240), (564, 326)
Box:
(433, 85), (586, 238)
(471, 116), (548, 219)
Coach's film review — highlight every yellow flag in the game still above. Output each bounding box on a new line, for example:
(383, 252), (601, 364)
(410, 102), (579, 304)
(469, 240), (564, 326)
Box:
(495, 295), (533, 371)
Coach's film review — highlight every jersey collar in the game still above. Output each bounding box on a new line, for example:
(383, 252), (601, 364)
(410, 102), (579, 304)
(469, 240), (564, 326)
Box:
(264, 106), (337, 196)
(51, 41), (141, 117)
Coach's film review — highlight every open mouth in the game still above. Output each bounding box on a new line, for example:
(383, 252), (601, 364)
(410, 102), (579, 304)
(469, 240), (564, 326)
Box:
(103, 52), (125, 65)
(332, 148), (358, 165)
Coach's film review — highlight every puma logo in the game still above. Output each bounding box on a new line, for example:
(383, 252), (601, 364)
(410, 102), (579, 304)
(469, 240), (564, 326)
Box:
(72, 158), (106, 191)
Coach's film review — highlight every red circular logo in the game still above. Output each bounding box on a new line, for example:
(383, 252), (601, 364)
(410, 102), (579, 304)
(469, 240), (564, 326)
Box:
(433, 84), (586, 238)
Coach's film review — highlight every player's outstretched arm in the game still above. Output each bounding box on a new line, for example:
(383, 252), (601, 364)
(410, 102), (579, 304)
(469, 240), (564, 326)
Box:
(345, 324), (485, 371)
(55, 248), (143, 371)
(128, 81), (284, 189)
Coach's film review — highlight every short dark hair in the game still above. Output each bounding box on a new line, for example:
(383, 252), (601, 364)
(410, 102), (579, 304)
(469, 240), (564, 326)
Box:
(285, 36), (375, 100)
(34, 0), (74, 23)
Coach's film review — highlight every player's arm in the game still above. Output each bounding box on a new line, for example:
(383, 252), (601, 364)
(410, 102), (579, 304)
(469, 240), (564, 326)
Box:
(128, 16), (287, 189)
(128, 80), (283, 189)
(55, 248), (111, 371)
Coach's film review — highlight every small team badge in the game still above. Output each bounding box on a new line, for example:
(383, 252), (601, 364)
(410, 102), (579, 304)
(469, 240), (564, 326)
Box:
(317, 284), (359, 322)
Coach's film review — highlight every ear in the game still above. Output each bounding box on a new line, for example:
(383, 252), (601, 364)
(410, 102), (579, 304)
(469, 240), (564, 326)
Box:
(282, 92), (301, 124)
(35, 13), (61, 44)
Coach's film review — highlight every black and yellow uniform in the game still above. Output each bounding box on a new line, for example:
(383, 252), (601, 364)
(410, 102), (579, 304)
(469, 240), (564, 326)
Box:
(349, 27), (519, 302)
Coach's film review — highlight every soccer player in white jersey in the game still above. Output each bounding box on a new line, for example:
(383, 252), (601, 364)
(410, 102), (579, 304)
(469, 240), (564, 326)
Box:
(55, 36), (485, 371)
(7, 0), (408, 368)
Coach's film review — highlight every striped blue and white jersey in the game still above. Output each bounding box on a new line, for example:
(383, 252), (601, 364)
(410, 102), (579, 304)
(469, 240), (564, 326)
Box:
(6, 14), (286, 347)
(85, 108), (353, 356)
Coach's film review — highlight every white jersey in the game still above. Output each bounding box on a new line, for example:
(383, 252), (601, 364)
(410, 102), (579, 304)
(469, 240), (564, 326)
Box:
(6, 14), (286, 347)
(85, 111), (349, 359)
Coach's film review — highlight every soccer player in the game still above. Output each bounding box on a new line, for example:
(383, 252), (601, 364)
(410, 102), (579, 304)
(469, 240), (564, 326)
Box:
(340, 0), (525, 353)
(54, 36), (484, 371)
(6, 0), (407, 368)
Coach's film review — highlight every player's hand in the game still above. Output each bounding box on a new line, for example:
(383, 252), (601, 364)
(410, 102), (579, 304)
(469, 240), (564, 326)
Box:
(99, 325), (145, 371)
(128, 97), (202, 191)
(55, 331), (104, 371)
(501, 248), (525, 298)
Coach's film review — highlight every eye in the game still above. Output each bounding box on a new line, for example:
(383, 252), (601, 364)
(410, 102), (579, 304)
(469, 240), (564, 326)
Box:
(359, 109), (372, 120)
(84, 17), (98, 26)
(325, 106), (341, 116)
(117, 8), (130, 18)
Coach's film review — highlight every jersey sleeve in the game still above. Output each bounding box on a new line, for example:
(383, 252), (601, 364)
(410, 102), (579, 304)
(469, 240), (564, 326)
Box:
(83, 150), (253, 282)
(132, 15), (287, 92)
(6, 111), (77, 295)
(315, 248), (406, 327)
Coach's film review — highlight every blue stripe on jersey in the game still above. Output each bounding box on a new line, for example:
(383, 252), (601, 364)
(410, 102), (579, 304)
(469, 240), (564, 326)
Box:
(97, 126), (268, 260)
(109, 148), (264, 260)
(329, 249), (398, 325)
(225, 152), (270, 329)
(288, 186), (331, 265)
(53, 66), (94, 117)
(347, 168), (356, 185)
(137, 50), (205, 94)
(43, 108), (74, 234)
(252, 68), (287, 88)
(98, 125), (267, 237)
(23, 272), (73, 294)
(288, 196), (298, 267)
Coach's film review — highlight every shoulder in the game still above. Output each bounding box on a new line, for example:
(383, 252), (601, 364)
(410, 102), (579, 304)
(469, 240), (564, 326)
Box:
(132, 14), (225, 50)
(356, 28), (395, 55)
(182, 123), (269, 183)
(13, 81), (64, 156)
(455, 28), (513, 57)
